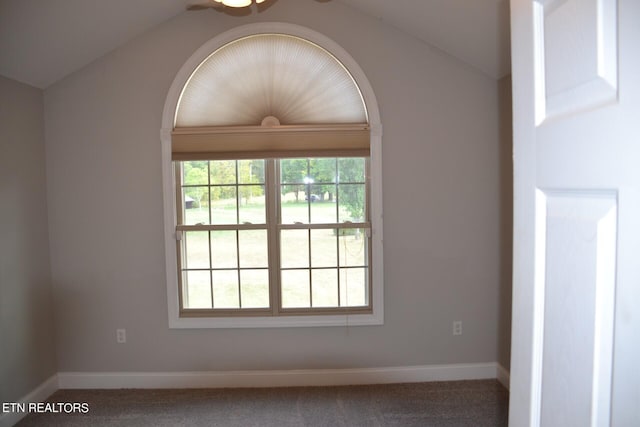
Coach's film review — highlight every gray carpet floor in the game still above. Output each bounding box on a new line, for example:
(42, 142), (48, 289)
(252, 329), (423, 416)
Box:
(16, 379), (509, 427)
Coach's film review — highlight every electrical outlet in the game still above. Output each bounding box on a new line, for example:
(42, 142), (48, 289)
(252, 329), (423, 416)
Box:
(116, 329), (126, 343)
(453, 321), (462, 336)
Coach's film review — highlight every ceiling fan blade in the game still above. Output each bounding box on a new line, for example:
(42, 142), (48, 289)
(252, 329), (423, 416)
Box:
(186, 0), (224, 10)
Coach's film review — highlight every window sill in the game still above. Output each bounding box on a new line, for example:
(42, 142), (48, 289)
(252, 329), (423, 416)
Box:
(168, 312), (383, 329)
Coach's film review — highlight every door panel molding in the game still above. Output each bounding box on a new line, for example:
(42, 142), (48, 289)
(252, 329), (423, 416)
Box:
(536, 190), (617, 426)
(533, 0), (618, 124)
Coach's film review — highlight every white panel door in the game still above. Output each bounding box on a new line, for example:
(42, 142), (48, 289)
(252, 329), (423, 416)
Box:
(509, 0), (640, 425)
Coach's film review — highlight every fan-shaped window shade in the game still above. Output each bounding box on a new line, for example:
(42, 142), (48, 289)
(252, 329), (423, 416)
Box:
(172, 34), (370, 160)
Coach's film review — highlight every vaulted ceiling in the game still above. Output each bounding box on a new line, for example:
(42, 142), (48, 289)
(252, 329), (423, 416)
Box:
(0, 0), (510, 89)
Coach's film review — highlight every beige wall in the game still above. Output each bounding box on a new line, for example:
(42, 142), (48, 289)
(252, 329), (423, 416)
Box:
(0, 75), (57, 402)
(44, 0), (507, 372)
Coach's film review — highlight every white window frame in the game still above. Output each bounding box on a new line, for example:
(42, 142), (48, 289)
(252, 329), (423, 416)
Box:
(160, 23), (383, 328)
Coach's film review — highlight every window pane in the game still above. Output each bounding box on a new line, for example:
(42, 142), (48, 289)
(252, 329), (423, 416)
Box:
(238, 160), (264, 184)
(281, 269), (310, 308)
(280, 158), (307, 184)
(239, 185), (265, 224)
(308, 158), (336, 223)
(338, 228), (367, 267)
(280, 158), (308, 223)
(309, 158), (336, 185)
(281, 196), (309, 224)
(338, 183), (365, 222)
(238, 230), (268, 268)
(338, 158), (365, 183)
(312, 269), (338, 307)
(310, 229), (337, 268)
(210, 160), (236, 185)
(212, 270), (239, 309)
(339, 268), (368, 307)
(183, 161), (209, 185)
(211, 230), (237, 269)
(280, 230), (309, 268)
(184, 231), (209, 269)
(310, 184), (337, 223)
(183, 187), (209, 225)
(240, 270), (269, 308)
(184, 271), (212, 309)
(211, 186), (237, 224)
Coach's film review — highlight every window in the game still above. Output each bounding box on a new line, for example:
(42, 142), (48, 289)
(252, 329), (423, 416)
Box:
(161, 25), (383, 327)
(176, 157), (371, 316)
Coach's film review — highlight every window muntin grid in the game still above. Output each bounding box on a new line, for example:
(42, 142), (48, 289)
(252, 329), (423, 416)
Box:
(175, 158), (371, 316)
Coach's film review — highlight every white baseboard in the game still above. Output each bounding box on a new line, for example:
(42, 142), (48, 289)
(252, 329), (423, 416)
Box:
(58, 362), (501, 389)
(0, 375), (58, 427)
(496, 363), (510, 390)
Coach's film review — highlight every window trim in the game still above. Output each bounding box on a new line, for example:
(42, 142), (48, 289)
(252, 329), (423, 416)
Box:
(161, 23), (383, 328)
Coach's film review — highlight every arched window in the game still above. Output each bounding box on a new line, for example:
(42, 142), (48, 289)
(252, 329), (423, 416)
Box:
(161, 24), (383, 328)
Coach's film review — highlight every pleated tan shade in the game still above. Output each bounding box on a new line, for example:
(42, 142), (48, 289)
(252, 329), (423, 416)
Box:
(173, 34), (370, 160)
(175, 34), (368, 127)
(171, 124), (370, 160)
